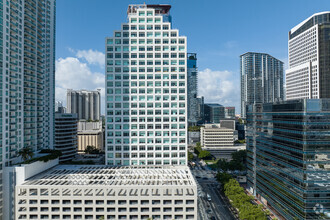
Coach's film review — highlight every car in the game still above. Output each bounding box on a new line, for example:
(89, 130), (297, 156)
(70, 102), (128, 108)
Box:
(207, 209), (212, 213)
(210, 216), (216, 220)
(196, 176), (201, 178)
(203, 177), (208, 180)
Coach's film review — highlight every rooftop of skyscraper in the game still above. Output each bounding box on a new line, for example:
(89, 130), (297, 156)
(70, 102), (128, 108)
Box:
(127, 4), (171, 15)
(290, 11), (330, 33)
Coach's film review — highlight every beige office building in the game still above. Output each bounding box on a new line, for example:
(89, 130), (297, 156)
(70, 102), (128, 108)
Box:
(200, 122), (235, 148)
(78, 121), (104, 152)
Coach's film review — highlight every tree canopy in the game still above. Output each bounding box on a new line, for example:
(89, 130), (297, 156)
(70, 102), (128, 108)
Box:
(18, 147), (34, 162)
(84, 145), (100, 154)
(198, 150), (211, 159)
(223, 178), (266, 220)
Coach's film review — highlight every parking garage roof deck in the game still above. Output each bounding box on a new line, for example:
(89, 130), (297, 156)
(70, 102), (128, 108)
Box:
(21, 165), (196, 186)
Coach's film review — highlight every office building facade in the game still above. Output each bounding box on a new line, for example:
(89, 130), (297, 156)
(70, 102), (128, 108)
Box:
(105, 4), (188, 166)
(246, 100), (330, 219)
(78, 121), (104, 152)
(200, 122), (235, 148)
(0, 0), (56, 217)
(286, 12), (330, 100)
(54, 113), (78, 162)
(204, 103), (225, 123)
(187, 53), (199, 126)
(240, 52), (284, 118)
(67, 89), (101, 121)
(196, 96), (204, 124)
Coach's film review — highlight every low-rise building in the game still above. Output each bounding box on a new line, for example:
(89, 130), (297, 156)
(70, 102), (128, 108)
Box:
(200, 121), (243, 160)
(200, 122), (235, 148)
(15, 165), (197, 220)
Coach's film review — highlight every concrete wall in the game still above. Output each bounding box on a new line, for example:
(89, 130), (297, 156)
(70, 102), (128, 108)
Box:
(3, 159), (59, 220)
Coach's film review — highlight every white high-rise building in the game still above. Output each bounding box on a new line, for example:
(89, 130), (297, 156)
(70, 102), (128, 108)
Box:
(67, 89), (101, 121)
(0, 0), (56, 217)
(240, 52), (284, 118)
(105, 4), (188, 166)
(286, 12), (330, 100)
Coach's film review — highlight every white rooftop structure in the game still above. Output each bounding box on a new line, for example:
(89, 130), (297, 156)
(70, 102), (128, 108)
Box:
(16, 165), (197, 220)
(22, 165), (196, 187)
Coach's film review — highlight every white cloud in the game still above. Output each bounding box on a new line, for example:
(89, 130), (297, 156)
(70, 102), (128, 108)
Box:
(55, 57), (105, 112)
(73, 49), (105, 67)
(198, 68), (240, 110)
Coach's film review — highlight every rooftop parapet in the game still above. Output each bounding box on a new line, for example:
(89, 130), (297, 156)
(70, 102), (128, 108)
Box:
(127, 4), (171, 15)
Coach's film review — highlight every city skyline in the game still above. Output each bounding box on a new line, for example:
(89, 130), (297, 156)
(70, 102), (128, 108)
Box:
(55, 0), (330, 113)
(1, 1), (329, 219)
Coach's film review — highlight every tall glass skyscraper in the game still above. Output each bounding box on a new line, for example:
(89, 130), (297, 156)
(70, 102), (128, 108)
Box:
(286, 12), (330, 100)
(0, 0), (56, 217)
(247, 100), (330, 220)
(105, 4), (187, 166)
(240, 52), (284, 118)
(187, 53), (198, 126)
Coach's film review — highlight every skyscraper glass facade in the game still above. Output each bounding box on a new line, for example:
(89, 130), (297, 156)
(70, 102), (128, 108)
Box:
(187, 53), (198, 126)
(247, 99), (330, 220)
(204, 103), (225, 124)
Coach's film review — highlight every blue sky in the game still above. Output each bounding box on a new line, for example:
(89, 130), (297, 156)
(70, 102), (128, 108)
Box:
(55, 0), (330, 114)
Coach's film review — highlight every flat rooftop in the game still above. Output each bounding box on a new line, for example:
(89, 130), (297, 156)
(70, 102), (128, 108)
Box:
(21, 165), (196, 187)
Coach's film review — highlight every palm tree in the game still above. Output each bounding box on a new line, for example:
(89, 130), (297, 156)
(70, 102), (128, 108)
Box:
(18, 147), (34, 162)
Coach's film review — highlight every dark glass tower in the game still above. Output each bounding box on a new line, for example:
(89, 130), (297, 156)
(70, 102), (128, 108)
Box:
(247, 99), (330, 220)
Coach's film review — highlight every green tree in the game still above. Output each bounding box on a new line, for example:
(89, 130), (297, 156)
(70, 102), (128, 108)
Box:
(198, 150), (211, 159)
(188, 151), (194, 161)
(194, 142), (202, 156)
(18, 147), (34, 162)
(232, 150), (247, 164)
(217, 159), (229, 171)
(216, 172), (232, 185)
(84, 145), (100, 154)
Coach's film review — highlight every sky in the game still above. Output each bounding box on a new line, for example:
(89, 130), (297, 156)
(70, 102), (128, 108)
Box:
(55, 0), (330, 114)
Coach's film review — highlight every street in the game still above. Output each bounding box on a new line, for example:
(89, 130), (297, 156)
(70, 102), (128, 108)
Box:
(191, 164), (237, 220)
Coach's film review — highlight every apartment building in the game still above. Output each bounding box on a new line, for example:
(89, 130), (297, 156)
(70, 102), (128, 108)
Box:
(67, 89), (101, 121)
(0, 0), (56, 217)
(240, 52), (284, 118)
